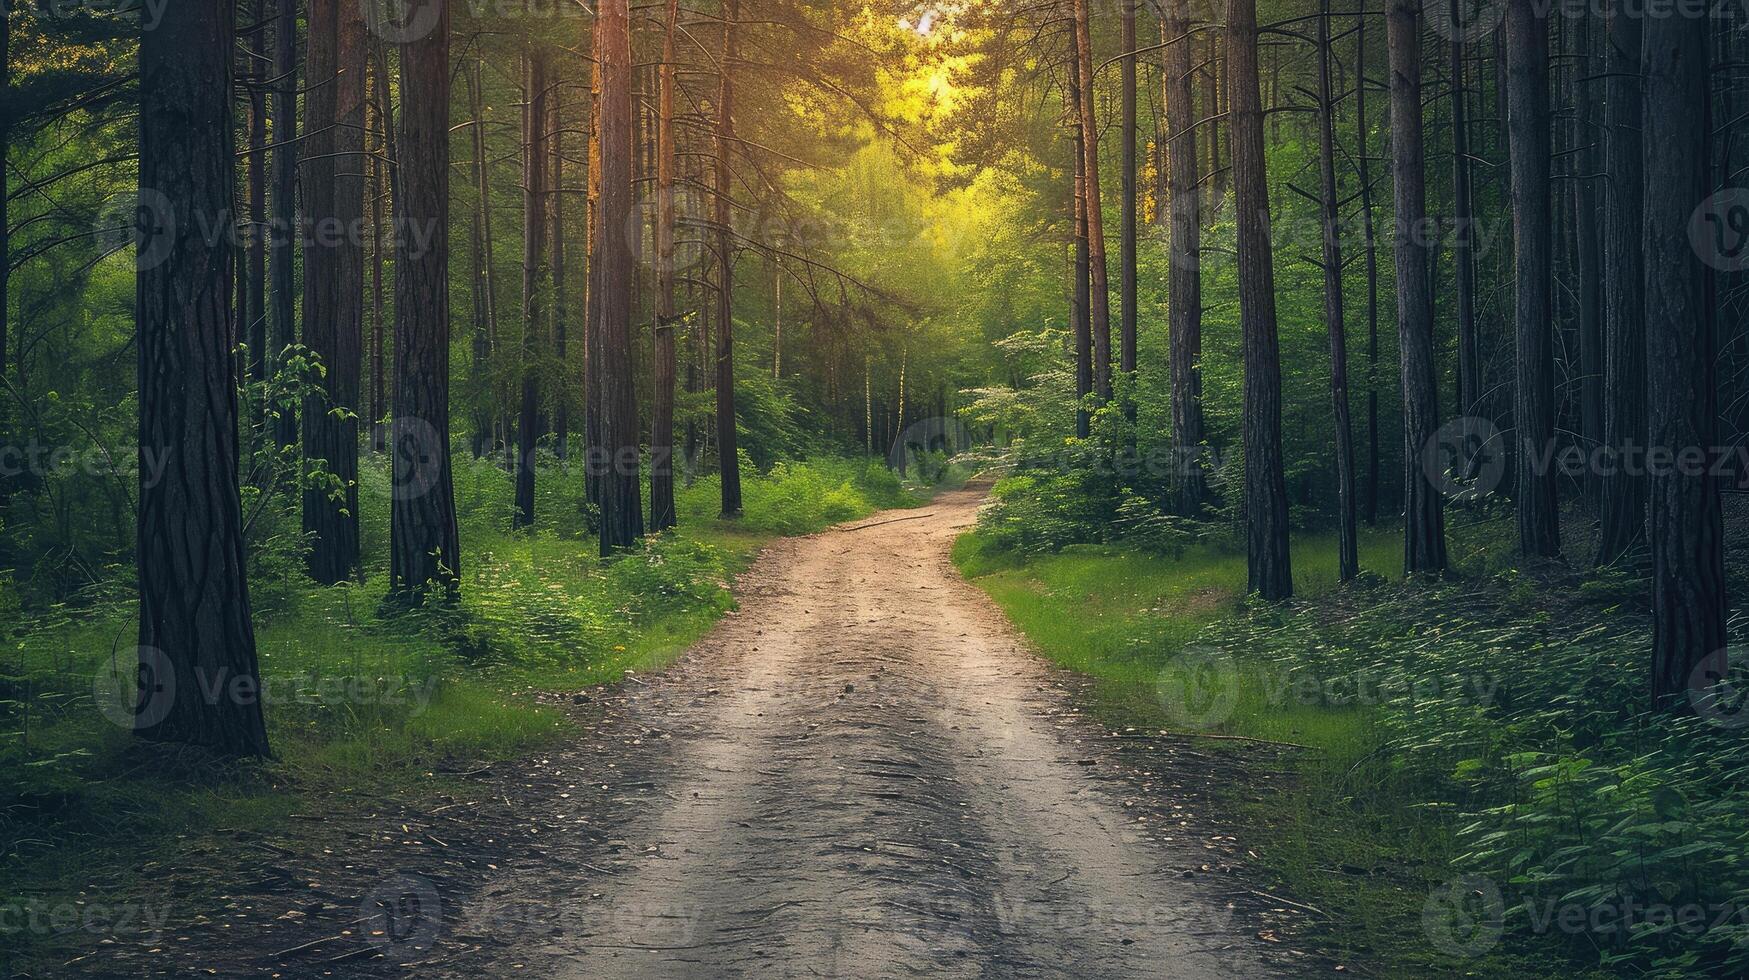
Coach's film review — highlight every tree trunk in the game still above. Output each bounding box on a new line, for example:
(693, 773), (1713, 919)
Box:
(1357, 0), (1381, 526)
(649, 0), (681, 532)
(1644, 1), (1726, 708)
(388, 0), (460, 600)
(713, 0), (743, 517)
(1068, 59), (1092, 440)
(300, 0), (364, 583)
(269, 0), (298, 452)
(550, 79), (569, 460)
(597, 0), (645, 548)
(467, 60), (494, 458)
(1162, 0), (1205, 515)
(135, 0), (270, 756)
(1596, 0), (1645, 565)
(1449, 4), (1479, 423)
(1071, 0), (1112, 405)
(584, 49), (603, 508)
(1573, 13), (1605, 507)
(1227, 0), (1293, 600)
(1121, 0), (1141, 417)
(515, 48), (549, 530)
(246, 0), (268, 400)
(1388, 0), (1448, 575)
(368, 47), (389, 454)
(1505, 0), (1561, 557)
(1317, 0), (1359, 583)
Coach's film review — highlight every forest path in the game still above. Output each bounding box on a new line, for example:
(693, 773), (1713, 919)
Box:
(407, 485), (1305, 979)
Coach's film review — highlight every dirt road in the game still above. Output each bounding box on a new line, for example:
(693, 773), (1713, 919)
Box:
(395, 486), (1303, 979)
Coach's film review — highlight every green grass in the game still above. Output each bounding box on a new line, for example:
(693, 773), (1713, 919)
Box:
(953, 520), (1608, 979)
(0, 452), (928, 971)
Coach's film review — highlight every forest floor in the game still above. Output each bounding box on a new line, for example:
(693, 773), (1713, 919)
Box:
(63, 485), (1325, 979)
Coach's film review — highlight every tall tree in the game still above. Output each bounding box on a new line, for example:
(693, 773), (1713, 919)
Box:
(1161, 0), (1205, 514)
(550, 76), (570, 459)
(269, 0), (299, 452)
(1573, 15), (1605, 493)
(1387, 0), (1447, 576)
(388, 0), (461, 599)
(300, 0), (365, 583)
(1068, 57), (1092, 440)
(467, 59), (497, 458)
(713, 0), (743, 518)
(598, 0), (645, 548)
(1316, 0), (1359, 583)
(1227, 0), (1293, 600)
(244, 0), (268, 399)
(1504, 0), (1561, 557)
(1596, 0), (1645, 565)
(1449, 2), (1480, 423)
(1117, 0), (1139, 422)
(135, 0), (270, 755)
(1070, 0), (1112, 404)
(1356, 0), (1382, 525)
(514, 48), (549, 530)
(1644, 0), (1726, 707)
(649, 0), (681, 532)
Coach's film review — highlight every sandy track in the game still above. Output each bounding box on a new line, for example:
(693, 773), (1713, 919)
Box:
(411, 487), (1302, 979)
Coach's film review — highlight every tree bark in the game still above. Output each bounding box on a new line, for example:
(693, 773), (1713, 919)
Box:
(515, 48), (549, 530)
(388, 0), (460, 600)
(1573, 13), (1604, 507)
(597, 0), (646, 548)
(550, 77), (569, 460)
(1162, 0), (1205, 515)
(650, 0), (681, 532)
(269, 0), (298, 452)
(1644, 1), (1726, 708)
(713, 0), (743, 517)
(245, 0), (268, 399)
(1317, 0), (1359, 583)
(467, 60), (495, 458)
(1505, 0), (1561, 557)
(1356, 0), (1381, 526)
(1068, 58), (1092, 440)
(1449, 3), (1480, 423)
(135, 0), (270, 755)
(300, 0), (365, 583)
(1070, 0), (1112, 405)
(1388, 0), (1448, 575)
(1227, 0), (1293, 600)
(1596, 0), (1645, 566)
(1118, 0), (1139, 421)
